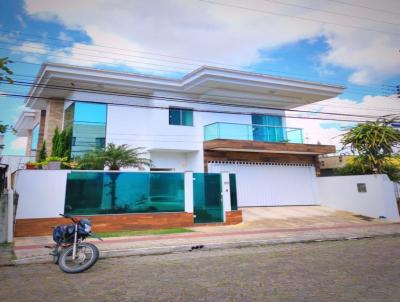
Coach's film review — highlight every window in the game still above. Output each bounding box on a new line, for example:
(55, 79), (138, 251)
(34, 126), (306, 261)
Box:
(251, 114), (284, 142)
(31, 124), (39, 151)
(95, 137), (106, 148)
(169, 108), (193, 126)
(64, 102), (107, 158)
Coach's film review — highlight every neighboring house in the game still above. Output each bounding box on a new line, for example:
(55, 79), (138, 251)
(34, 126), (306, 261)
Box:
(318, 154), (353, 176)
(14, 63), (345, 208)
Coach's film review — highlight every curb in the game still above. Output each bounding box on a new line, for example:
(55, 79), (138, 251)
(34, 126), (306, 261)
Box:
(10, 231), (400, 266)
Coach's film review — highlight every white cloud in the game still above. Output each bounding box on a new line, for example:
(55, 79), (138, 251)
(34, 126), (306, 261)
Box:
(286, 95), (400, 151)
(10, 41), (49, 63)
(10, 137), (27, 151)
(22, 0), (400, 82)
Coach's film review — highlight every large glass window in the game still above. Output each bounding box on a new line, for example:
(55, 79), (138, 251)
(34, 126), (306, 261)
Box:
(252, 114), (285, 142)
(31, 124), (39, 151)
(169, 107), (193, 126)
(64, 102), (107, 158)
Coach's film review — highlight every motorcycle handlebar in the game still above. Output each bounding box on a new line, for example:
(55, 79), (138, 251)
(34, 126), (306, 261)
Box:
(59, 213), (77, 223)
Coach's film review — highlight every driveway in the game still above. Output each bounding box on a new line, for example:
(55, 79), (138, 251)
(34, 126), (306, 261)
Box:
(191, 205), (388, 233)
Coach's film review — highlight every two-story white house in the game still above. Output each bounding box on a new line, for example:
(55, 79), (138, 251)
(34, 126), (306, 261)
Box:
(15, 63), (344, 208)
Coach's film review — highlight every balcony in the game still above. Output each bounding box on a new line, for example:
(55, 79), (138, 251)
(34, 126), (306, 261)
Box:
(204, 122), (304, 144)
(203, 122), (336, 155)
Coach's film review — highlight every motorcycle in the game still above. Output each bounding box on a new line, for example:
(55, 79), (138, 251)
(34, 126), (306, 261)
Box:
(45, 211), (103, 273)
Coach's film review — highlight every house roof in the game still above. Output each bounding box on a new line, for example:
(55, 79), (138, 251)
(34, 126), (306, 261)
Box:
(14, 110), (38, 136)
(25, 63), (346, 110)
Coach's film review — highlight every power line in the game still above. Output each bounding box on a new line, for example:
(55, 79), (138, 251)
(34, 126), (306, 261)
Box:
(1, 75), (398, 115)
(1, 33), (399, 90)
(2, 82), (397, 115)
(263, 0), (400, 26)
(198, 0), (400, 36)
(2, 80), (396, 119)
(2, 35), (398, 94)
(5, 62), (396, 97)
(1, 92), (396, 123)
(324, 0), (400, 17)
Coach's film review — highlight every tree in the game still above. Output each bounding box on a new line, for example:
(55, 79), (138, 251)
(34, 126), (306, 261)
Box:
(38, 141), (47, 162)
(51, 126), (73, 160)
(77, 143), (151, 171)
(0, 124), (6, 150)
(51, 127), (61, 157)
(76, 143), (152, 210)
(341, 118), (400, 173)
(0, 57), (13, 84)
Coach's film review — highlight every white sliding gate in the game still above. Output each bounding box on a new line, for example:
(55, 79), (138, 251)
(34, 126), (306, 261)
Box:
(208, 162), (319, 207)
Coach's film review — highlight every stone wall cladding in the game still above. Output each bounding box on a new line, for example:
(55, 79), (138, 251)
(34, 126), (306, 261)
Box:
(43, 100), (65, 154)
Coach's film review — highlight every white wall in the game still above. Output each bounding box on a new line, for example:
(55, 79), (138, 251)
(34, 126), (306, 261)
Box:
(15, 170), (69, 219)
(70, 90), (285, 172)
(318, 174), (400, 222)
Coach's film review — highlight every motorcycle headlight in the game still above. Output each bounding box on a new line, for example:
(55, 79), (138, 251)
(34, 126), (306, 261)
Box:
(84, 223), (92, 233)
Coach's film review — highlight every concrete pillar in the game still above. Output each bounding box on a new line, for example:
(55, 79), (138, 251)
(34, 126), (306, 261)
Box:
(221, 171), (231, 222)
(7, 189), (14, 243)
(7, 168), (13, 243)
(25, 129), (33, 157)
(184, 171), (194, 213)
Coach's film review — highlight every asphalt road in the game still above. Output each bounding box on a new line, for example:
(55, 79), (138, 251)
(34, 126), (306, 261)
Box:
(1, 236), (400, 302)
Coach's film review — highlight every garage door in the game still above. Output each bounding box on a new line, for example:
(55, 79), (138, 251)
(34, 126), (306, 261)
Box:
(208, 162), (319, 207)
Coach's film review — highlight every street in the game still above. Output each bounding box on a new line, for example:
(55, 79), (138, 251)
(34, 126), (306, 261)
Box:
(1, 236), (400, 302)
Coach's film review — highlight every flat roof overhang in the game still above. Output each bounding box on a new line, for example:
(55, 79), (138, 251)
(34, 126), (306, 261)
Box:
(204, 139), (336, 155)
(25, 63), (346, 110)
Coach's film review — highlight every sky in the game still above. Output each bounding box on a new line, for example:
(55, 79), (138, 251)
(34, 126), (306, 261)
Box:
(0, 0), (400, 156)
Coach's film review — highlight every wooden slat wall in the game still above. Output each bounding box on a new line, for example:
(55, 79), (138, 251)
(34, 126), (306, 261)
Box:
(15, 212), (194, 237)
(204, 139), (336, 154)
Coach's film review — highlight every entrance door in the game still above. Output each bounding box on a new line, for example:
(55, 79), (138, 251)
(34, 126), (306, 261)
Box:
(193, 173), (224, 223)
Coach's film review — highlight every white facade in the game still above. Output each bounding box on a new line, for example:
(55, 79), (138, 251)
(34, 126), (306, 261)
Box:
(67, 90), (287, 172)
(14, 63), (347, 209)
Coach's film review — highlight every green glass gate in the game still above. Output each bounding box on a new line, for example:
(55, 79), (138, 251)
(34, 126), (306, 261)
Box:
(193, 173), (224, 223)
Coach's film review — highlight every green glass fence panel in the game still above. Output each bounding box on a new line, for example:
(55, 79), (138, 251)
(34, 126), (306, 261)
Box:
(287, 128), (303, 143)
(204, 122), (303, 144)
(219, 123), (250, 140)
(229, 174), (238, 211)
(65, 172), (185, 215)
(193, 173), (223, 223)
(204, 123), (219, 141)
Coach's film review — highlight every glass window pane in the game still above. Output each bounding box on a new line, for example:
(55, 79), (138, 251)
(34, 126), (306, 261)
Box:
(74, 102), (107, 125)
(31, 124), (39, 151)
(182, 109), (193, 126)
(169, 108), (181, 125)
(64, 102), (107, 158)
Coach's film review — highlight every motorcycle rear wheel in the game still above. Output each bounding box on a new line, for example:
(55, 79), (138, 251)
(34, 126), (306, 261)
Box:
(58, 243), (99, 273)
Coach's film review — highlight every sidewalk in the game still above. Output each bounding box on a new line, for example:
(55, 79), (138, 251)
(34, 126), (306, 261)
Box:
(11, 221), (400, 265)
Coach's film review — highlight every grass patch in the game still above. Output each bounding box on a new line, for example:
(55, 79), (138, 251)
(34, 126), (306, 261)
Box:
(97, 228), (194, 238)
(0, 242), (13, 249)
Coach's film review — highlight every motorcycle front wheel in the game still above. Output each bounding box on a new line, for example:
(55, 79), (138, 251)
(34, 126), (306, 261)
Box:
(58, 242), (99, 274)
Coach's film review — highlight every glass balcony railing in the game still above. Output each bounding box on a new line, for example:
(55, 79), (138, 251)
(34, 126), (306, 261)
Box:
(204, 122), (304, 144)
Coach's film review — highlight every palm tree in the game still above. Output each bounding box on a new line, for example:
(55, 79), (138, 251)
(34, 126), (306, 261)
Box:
(341, 117), (400, 173)
(77, 143), (152, 210)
